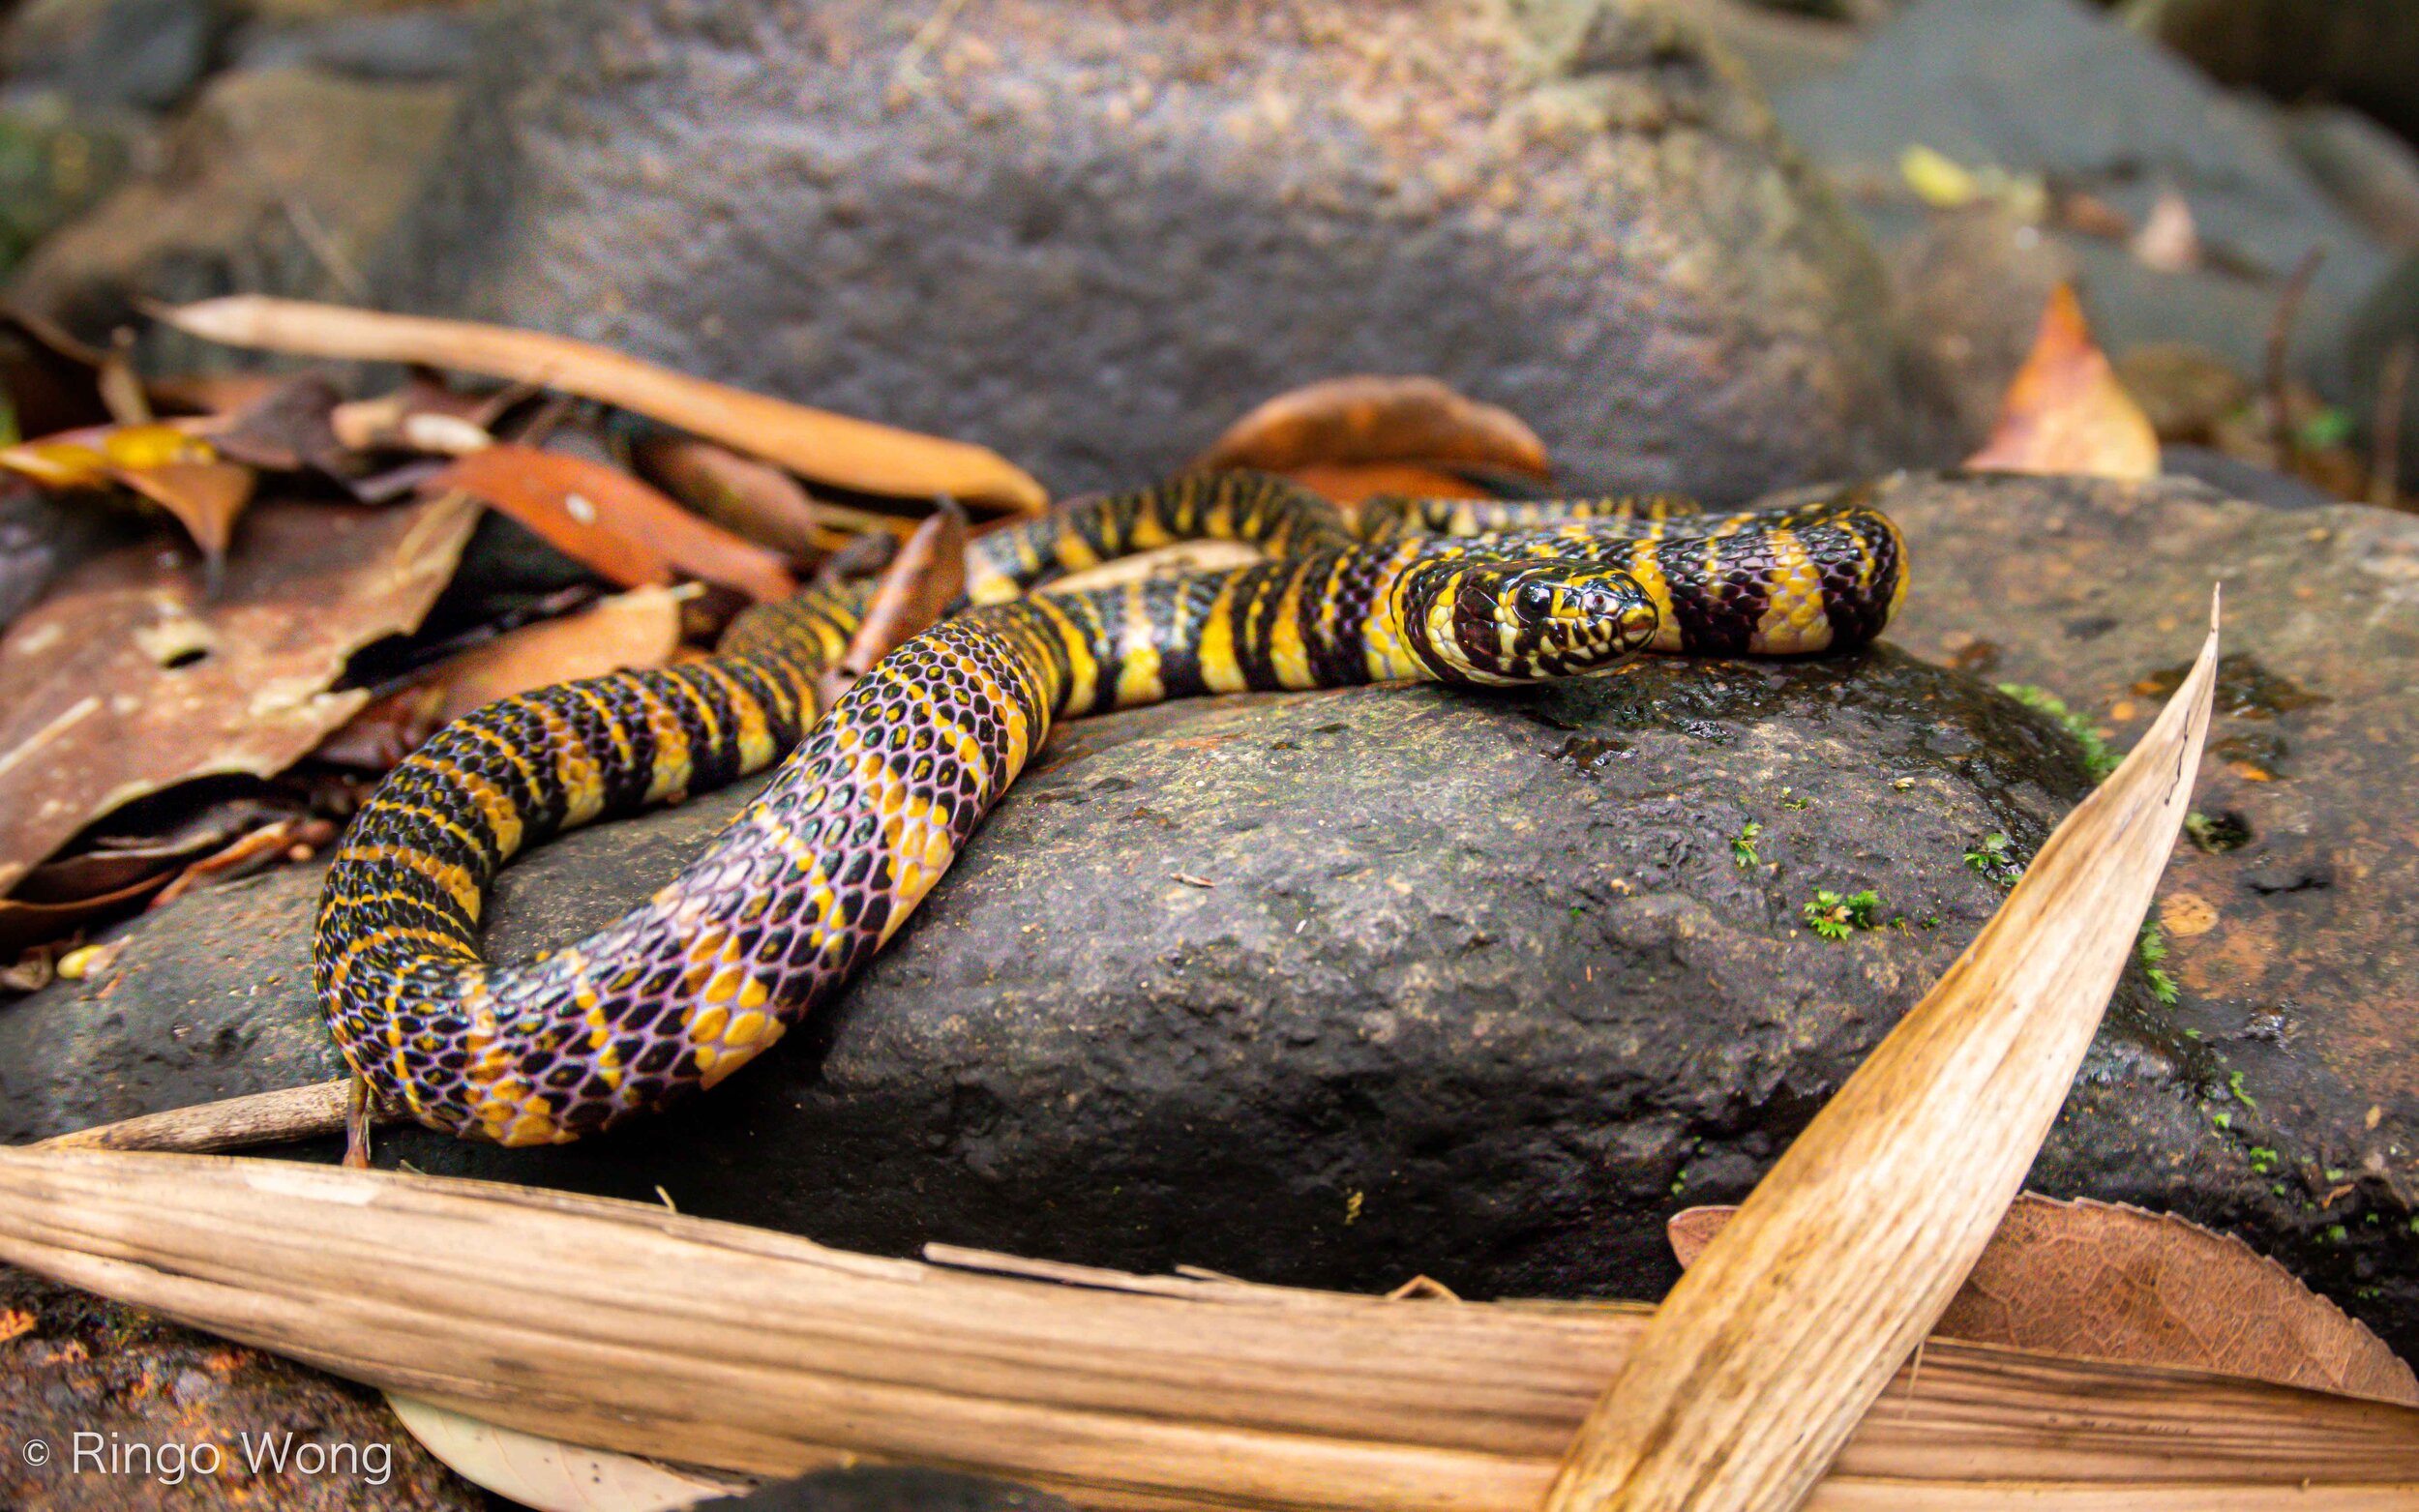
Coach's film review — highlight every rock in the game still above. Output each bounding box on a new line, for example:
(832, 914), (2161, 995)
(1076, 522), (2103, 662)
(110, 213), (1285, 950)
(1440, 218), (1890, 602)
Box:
(1889, 204), (2076, 449)
(63, 0), (228, 112)
(1873, 469), (2419, 1362)
(371, 0), (1913, 503)
(0, 1264), (482, 1510)
(0, 93), (146, 280)
(2133, 0), (2419, 151)
(229, 10), (482, 81)
(4, 607), (2218, 1327)
(1772, 0), (2396, 400)
(2281, 104), (2419, 252)
(3, 68), (458, 356)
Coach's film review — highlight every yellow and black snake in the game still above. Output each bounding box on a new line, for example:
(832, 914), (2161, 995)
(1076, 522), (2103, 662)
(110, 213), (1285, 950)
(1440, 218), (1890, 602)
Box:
(314, 472), (1905, 1145)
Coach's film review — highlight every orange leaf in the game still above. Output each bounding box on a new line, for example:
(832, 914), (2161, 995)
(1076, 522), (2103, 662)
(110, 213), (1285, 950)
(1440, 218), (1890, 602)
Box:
(1966, 284), (2162, 480)
(823, 500), (967, 706)
(1669, 1194), (2416, 1406)
(430, 445), (796, 603)
(0, 1306), (33, 1343)
(425, 586), (684, 726)
(635, 435), (830, 558)
(1197, 375), (1550, 478)
(110, 460), (256, 563)
(1284, 461), (1494, 506)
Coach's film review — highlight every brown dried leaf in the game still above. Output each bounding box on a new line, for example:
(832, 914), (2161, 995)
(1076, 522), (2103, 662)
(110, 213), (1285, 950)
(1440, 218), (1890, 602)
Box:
(0, 494), (480, 894)
(1285, 460), (1493, 507)
(13, 795), (295, 904)
(2131, 190), (2202, 275)
(825, 500), (967, 703)
(313, 683), (445, 773)
(431, 445), (795, 604)
(1197, 375), (1550, 478)
(425, 586), (684, 726)
(109, 460), (256, 564)
(0, 874), (169, 956)
(634, 435), (831, 559)
(1966, 284), (2162, 480)
(1669, 1194), (2417, 1407)
(160, 297), (1048, 513)
(1042, 540), (1265, 596)
(200, 372), (352, 478)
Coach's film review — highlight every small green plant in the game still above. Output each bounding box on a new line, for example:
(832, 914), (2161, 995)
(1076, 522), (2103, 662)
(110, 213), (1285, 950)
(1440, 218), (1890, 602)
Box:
(2184, 809), (2252, 853)
(2210, 1111), (2231, 1130)
(1732, 820), (1762, 869)
(2136, 918), (2178, 1005)
(2227, 1069), (2258, 1112)
(1999, 682), (2119, 782)
(1961, 831), (2025, 887)
(1804, 888), (1881, 940)
(2327, 1224), (2349, 1244)
(2248, 1145), (2278, 1175)
(1778, 786), (1810, 811)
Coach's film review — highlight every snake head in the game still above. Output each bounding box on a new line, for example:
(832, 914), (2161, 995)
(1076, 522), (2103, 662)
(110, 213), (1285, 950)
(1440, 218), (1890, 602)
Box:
(1397, 557), (1658, 685)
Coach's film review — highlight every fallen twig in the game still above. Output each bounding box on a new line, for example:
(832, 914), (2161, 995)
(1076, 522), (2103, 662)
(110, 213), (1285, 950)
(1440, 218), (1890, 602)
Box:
(34, 1080), (376, 1153)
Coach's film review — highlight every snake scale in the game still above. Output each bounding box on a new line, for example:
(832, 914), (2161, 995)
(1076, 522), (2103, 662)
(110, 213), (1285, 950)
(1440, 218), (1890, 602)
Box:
(314, 472), (1906, 1145)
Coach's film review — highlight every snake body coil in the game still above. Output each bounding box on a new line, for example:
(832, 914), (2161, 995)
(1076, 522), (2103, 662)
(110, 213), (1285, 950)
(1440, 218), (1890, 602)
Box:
(315, 474), (1905, 1144)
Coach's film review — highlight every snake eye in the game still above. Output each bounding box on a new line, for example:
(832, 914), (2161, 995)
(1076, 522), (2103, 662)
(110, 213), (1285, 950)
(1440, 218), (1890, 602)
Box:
(1515, 579), (1556, 618)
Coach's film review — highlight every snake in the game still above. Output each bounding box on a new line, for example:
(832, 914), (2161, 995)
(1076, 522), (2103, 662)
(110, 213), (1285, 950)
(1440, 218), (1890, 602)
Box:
(314, 471), (1906, 1145)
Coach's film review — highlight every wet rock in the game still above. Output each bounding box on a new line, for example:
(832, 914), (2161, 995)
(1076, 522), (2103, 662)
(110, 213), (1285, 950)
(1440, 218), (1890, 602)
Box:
(229, 10), (482, 82)
(372, 0), (1911, 502)
(0, 94), (146, 280)
(1772, 0), (2396, 400)
(5, 619), (2220, 1330)
(0, 1264), (481, 1510)
(4, 68), (458, 354)
(2281, 105), (2419, 252)
(1876, 469), (2419, 1360)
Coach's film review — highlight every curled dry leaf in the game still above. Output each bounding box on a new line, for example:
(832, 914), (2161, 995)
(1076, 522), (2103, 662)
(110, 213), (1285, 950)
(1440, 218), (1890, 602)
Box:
(822, 500), (967, 707)
(1195, 375), (1550, 478)
(0, 873), (169, 956)
(1966, 284), (2162, 481)
(387, 1394), (754, 1512)
(1669, 1194), (2418, 1407)
(0, 494), (480, 894)
(331, 392), (493, 458)
(110, 460), (257, 565)
(200, 372), (355, 479)
(1286, 460), (1492, 507)
(2131, 190), (2202, 275)
(0, 419), (257, 564)
(423, 585), (685, 726)
(635, 435), (830, 559)
(158, 296), (1048, 513)
(431, 445), (795, 604)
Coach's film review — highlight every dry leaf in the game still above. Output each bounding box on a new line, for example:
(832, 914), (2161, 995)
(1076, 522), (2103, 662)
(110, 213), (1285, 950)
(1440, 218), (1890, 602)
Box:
(1966, 284), (2162, 480)
(0, 873), (170, 955)
(0, 494), (479, 894)
(635, 435), (833, 559)
(0, 419), (217, 488)
(330, 391), (493, 457)
(431, 445), (796, 604)
(314, 683), (445, 772)
(2, 1141), (2415, 1512)
(1900, 144), (1982, 209)
(146, 816), (333, 908)
(823, 500), (967, 705)
(1285, 461), (1492, 506)
(1195, 375), (1549, 478)
(110, 460), (256, 564)
(201, 372), (353, 478)
(9, 795), (295, 904)
(422, 585), (684, 726)
(0, 1306), (33, 1344)
(1669, 1195), (2417, 1407)
(1541, 604), (2220, 1512)
(387, 1394), (754, 1512)
(158, 297), (1048, 513)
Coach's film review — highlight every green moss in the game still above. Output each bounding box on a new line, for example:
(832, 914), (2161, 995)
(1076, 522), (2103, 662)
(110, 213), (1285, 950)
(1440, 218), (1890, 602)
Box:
(1732, 819), (1762, 869)
(1961, 831), (2024, 887)
(1804, 888), (1881, 940)
(2226, 1070), (2258, 1112)
(2136, 919), (2178, 1005)
(1998, 682), (2119, 782)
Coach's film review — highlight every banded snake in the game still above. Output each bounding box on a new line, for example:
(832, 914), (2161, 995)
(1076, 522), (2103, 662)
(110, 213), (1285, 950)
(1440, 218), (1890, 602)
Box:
(314, 472), (1905, 1144)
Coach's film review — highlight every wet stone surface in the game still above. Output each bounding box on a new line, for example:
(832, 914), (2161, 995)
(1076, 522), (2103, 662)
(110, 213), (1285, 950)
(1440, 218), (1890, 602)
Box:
(372, 0), (1911, 502)
(7, 627), (2241, 1340)
(1877, 469), (2419, 1357)
(0, 1265), (481, 1511)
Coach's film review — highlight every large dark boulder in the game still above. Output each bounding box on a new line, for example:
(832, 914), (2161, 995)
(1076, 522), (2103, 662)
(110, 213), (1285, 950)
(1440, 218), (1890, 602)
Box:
(368, 0), (1915, 502)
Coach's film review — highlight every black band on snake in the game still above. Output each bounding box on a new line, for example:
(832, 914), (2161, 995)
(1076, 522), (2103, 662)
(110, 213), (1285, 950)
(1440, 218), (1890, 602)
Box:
(314, 472), (1907, 1144)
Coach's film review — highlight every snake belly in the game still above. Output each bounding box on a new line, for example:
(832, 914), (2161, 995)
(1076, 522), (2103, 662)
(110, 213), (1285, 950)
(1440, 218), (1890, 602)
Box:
(315, 473), (1905, 1144)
